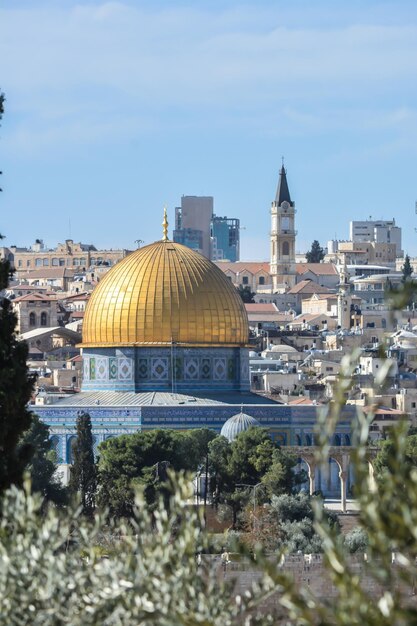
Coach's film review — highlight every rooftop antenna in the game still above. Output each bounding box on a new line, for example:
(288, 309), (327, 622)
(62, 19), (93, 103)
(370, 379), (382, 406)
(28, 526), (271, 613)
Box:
(135, 239), (144, 249)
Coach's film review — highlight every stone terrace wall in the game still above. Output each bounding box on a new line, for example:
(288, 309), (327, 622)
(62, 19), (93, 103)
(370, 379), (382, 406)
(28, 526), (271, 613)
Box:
(205, 553), (415, 614)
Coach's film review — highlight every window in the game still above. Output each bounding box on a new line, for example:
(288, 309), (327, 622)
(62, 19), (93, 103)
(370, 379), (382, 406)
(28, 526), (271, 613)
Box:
(40, 312), (48, 326)
(59, 258), (65, 266)
(259, 276), (265, 285)
(412, 402), (416, 409)
(29, 312), (36, 327)
(52, 258), (59, 266)
(282, 241), (290, 256)
(281, 216), (290, 231)
(35, 258), (42, 267)
(43, 258), (49, 266)
(242, 276), (249, 285)
(18, 260), (22, 267)
(26, 260), (30, 267)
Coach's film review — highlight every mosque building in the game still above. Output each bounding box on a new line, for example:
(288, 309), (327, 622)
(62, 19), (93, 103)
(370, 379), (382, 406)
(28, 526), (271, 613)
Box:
(36, 210), (354, 494)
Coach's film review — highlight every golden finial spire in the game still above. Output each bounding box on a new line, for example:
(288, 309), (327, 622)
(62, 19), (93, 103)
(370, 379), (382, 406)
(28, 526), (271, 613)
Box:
(162, 206), (169, 242)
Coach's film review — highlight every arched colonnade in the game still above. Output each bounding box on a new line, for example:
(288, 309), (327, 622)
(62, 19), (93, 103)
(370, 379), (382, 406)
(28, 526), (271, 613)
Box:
(285, 446), (377, 512)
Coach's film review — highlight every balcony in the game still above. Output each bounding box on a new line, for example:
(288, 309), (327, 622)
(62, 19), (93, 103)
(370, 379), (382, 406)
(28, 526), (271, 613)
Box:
(270, 230), (298, 236)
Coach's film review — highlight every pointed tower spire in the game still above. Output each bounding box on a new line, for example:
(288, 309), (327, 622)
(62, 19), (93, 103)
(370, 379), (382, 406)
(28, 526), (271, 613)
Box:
(275, 164), (293, 206)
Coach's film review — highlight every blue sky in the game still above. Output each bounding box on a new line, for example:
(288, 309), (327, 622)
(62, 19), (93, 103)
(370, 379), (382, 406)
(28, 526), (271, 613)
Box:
(1, 0), (417, 259)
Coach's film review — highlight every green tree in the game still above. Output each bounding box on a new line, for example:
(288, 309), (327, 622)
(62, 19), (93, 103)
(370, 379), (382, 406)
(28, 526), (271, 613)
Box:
(19, 415), (67, 506)
(263, 492), (339, 553)
(236, 284), (255, 303)
(344, 527), (368, 553)
(97, 428), (216, 517)
(305, 239), (325, 263)
(208, 428), (299, 528)
(69, 413), (96, 516)
(0, 91), (35, 495)
(0, 90), (4, 195)
(401, 254), (413, 283)
(0, 261), (35, 495)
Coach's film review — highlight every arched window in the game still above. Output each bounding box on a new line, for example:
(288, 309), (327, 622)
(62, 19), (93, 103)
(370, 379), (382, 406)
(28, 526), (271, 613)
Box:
(305, 433), (312, 446)
(295, 434), (302, 446)
(92, 435), (99, 460)
(259, 276), (265, 285)
(43, 258), (49, 266)
(40, 312), (48, 326)
(67, 436), (78, 464)
(282, 241), (290, 256)
(29, 312), (36, 327)
(333, 434), (341, 446)
(50, 436), (60, 462)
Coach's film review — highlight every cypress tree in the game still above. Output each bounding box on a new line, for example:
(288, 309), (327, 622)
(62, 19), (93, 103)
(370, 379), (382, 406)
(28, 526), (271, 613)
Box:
(0, 258), (35, 492)
(306, 240), (325, 263)
(401, 254), (413, 283)
(0, 91), (35, 494)
(69, 412), (97, 516)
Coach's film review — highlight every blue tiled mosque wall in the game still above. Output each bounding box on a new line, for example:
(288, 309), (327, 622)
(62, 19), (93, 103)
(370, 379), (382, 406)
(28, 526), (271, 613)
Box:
(82, 347), (250, 392)
(36, 403), (356, 464)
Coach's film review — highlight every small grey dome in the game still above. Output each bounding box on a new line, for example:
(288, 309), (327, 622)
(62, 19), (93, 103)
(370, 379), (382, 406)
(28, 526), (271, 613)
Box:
(220, 411), (261, 443)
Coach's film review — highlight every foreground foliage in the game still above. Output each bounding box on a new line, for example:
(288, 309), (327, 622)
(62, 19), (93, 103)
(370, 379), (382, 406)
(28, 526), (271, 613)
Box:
(0, 478), (269, 626)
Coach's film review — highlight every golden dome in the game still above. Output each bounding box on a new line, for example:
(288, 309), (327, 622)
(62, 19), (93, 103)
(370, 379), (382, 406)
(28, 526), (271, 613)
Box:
(81, 240), (249, 348)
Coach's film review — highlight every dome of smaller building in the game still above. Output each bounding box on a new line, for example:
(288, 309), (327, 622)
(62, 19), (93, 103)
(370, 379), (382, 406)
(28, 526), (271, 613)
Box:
(270, 344), (298, 352)
(220, 411), (260, 442)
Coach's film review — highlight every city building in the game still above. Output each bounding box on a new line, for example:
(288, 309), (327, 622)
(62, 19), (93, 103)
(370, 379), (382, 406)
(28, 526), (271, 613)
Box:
(214, 261), (272, 292)
(173, 196), (213, 258)
(327, 241), (397, 266)
(1, 239), (131, 275)
(12, 293), (58, 334)
(173, 196), (240, 261)
(270, 165), (297, 291)
(210, 215), (240, 261)
(350, 219), (403, 257)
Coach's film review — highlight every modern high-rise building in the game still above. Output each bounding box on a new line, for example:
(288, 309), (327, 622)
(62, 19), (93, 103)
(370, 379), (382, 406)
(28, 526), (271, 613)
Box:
(349, 219), (403, 257)
(173, 196), (240, 261)
(173, 196), (213, 258)
(211, 216), (240, 262)
(270, 165), (297, 291)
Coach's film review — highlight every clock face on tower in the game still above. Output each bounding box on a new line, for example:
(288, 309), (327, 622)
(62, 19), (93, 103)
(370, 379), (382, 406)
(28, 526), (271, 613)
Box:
(282, 201), (289, 210)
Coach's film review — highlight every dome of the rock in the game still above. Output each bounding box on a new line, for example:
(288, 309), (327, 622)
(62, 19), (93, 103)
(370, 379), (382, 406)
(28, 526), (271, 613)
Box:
(80, 237), (250, 393)
(82, 240), (248, 348)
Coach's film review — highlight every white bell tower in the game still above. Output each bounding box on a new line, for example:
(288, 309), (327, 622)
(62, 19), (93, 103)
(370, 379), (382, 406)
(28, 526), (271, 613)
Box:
(270, 163), (297, 292)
